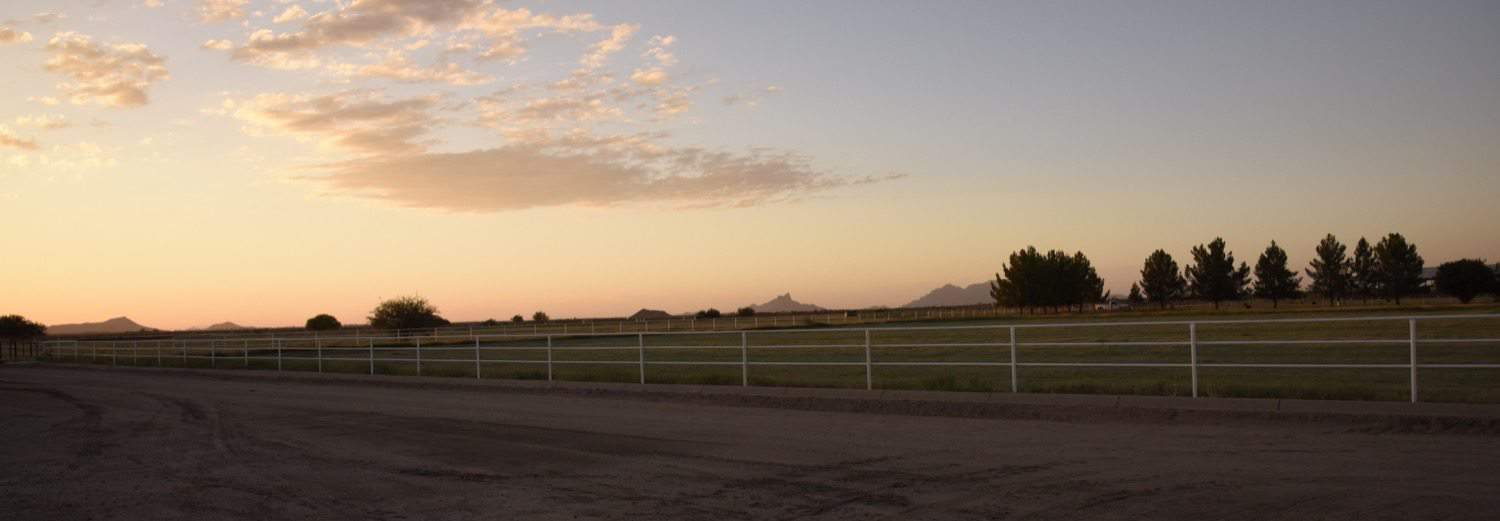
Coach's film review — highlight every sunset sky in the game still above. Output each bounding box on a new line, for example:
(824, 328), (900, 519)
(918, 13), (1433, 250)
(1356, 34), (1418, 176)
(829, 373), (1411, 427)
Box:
(4, 1), (1498, 329)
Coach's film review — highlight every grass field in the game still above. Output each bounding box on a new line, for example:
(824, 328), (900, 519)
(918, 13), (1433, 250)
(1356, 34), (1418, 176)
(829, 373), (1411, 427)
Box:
(45, 304), (1500, 403)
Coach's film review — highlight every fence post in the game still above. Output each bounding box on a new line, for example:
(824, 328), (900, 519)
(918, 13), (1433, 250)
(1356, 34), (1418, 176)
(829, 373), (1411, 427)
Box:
(741, 331), (749, 386)
(864, 329), (873, 391)
(416, 337), (422, 376)
(316, 336), (322, 373)
(156, 341), (162, 366)
(243, 339), (249, 368)
(1409, 318), (1419, 403)
(1009, 326), (1019, 393)
(1189, 322), (1199, 398)
(209, 341), (214, 368)
(368, 338), (374, 375)
(474, 337), (482, 379)
(277, 339), (283, 372)
(546, 335), (553, 382)
(638, 333), (646, 384)
(131, 341), (138, 365)
(180, 341), (186, 366)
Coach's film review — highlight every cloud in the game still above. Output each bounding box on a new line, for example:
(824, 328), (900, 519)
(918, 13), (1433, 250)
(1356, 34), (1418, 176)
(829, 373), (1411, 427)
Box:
(642, 35), (676, 66)
(14, 114), (70, 130)
(230, 90), (440, 155)
(723, 85), (783, 107)
(272, 5), (308, 24)
(198, 0), (249, 23)
(0, 126), (40, 151)
(44, 32), (170, 108)
(141, 0), (165, 8)
(629, 67), (669, 87)
(580, 23), (637, 70)
(201, 39), (234, 50)
(315, 141), (855, 212)
(32, 12), (65, 24)
(0, 26), (33, 44)
(329, 51), (491, 86)
(232, 0), (485, 62)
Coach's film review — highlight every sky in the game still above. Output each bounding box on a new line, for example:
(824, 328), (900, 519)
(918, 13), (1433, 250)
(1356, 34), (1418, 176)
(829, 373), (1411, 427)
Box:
(3, 0), (1498, 330)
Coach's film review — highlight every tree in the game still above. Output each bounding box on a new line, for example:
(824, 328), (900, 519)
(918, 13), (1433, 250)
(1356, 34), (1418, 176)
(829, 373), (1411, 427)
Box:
(1351, 237), (1376, 303)
(511, 314), (525, 323)
(0, 315), (46, 351)
(1139, 249), (1186, 309)
(1186, 238), (1250, 309)
(1127, 283), (1145, 305)
(305, 314), (342, 331)
(1253, 240), (1302, 308)
(736, 306), (756, 316)
(1434, 259), (1495, 304)
(695, 308), (722, 319)
(368, 296), (449, 331)
(1372, 233), (1425, 304)
(532, 311), (550, 322)
(1305, 233), (1352, 305)
(991, 247), (1105, 313)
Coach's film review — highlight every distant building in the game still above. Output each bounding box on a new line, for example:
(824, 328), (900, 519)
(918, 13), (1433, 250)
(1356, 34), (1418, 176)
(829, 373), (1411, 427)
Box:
(629, 309), (673, 321)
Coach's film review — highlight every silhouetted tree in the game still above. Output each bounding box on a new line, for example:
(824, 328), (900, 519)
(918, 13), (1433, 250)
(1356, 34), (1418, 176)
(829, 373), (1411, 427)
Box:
(0, 315), (46, 353)
(695, 308), (722, 319)
(1434, 259), (1495, 304)
(1127, 283), (1145, 305)
(1253, 240), (1302, 308)
(1139, 249), (1186, 309)
(1372, 233), (1425, 304)
(511, 314), (525, 323)
(991, 247), (1105, 313)
(368, 296), (449, 331)
(482, 318), (499, 326)
(1305, 233), (1352, 305)
(1186, 238), (1250, 309)
(532, 311), (550, 322)
(736, 306), (756, 316)
(305, 314), (342, 331)
(1351, 237), (1376, 303)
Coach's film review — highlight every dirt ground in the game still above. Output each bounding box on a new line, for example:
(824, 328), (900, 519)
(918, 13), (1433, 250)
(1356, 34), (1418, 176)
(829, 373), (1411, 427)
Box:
(3, 366), (1498, 520)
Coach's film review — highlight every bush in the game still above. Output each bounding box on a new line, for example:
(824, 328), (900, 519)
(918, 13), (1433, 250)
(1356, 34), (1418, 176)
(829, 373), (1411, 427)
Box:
(368, 296), (450, 330)
(736, 306), (756, 316)
(532, 311), (550, 322)
(304, 314), (342, 331)
(511, 314), (524, 323)
(695, 308), (722, 319)
(1435, 259), (1495, 304)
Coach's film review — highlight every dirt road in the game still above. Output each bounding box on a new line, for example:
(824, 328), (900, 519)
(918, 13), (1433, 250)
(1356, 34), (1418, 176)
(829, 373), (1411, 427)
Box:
(3, 366), (1498, 520)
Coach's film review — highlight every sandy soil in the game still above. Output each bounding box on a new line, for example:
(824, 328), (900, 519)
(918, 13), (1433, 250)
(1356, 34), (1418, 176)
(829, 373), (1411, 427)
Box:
(2, 366), (1498, 520)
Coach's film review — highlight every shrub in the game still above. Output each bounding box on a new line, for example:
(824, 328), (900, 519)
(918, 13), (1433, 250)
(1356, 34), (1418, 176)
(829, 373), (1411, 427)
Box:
(304, 314), (342, 331)
(369, 296), (450, 330)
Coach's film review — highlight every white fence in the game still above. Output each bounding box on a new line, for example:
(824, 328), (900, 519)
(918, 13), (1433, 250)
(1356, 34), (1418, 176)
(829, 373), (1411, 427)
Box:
(38, 313), (1500, 403)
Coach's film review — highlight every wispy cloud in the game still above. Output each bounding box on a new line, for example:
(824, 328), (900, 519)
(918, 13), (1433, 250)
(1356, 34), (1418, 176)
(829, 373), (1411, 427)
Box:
(0, 25), (33, 44)
(0, 126), (40, 151)
(44, 32), (169, 108)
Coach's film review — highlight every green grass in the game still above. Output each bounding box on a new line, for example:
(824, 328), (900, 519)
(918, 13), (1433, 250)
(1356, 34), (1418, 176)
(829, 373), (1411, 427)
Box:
(45, 305), (1500, 403)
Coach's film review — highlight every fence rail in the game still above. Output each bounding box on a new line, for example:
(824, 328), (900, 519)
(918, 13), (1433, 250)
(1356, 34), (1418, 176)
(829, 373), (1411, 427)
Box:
(36, 313), (1500, 403)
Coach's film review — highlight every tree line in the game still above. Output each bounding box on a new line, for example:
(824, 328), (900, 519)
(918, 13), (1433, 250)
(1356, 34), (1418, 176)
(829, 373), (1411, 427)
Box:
(994, 233), (1497, 312)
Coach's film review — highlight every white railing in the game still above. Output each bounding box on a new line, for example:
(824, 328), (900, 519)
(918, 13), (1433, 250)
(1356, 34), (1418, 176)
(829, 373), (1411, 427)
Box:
(37, 313), (1500, 403)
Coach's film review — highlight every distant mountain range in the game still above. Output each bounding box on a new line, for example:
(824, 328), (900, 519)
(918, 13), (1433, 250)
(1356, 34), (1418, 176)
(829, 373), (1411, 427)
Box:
(45, 316), (155, 335)
(201, 322), (248, 331)
(902, 282), (992, 308)
(751, 293), (825, 313)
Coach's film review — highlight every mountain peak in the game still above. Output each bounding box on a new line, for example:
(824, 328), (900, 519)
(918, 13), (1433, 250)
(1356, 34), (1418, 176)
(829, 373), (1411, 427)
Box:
(902, 282), (992, 308)
(751, 293), (824, 313)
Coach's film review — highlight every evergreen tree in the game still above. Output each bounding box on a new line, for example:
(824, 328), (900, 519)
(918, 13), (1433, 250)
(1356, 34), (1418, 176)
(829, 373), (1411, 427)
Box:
(1186, 238), (1251, 309)
(1351, 237), (1376, 303)
(1434, 259), (1494, 304)
(1371, 233), (1425, 304)
(991, 247), (1105, 313)
(1127, 283), (1145, 305)
(1253, 240), (1302, 308)
(1139, 249), (1186, 309)
(1305, 233), (1352, 305)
